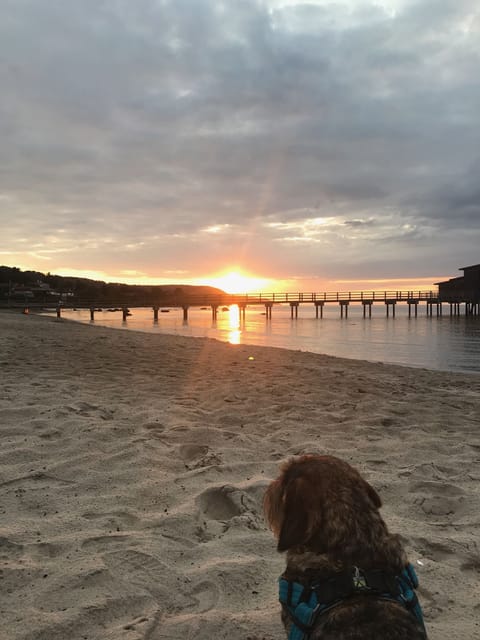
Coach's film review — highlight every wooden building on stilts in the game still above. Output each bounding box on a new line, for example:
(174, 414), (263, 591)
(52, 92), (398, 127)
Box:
(436, 264), (480, 316)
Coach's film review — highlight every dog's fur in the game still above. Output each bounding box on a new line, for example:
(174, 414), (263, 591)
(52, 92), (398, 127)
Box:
(264, 455), (426, 639)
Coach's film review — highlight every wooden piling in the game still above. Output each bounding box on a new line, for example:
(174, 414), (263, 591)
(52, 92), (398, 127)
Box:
(340, 301), (349, 318)
(408, 300), (419, 317)
(315, 301), (325, 319)
(385, 300), (396, 318)
(362, 301), (372, 318)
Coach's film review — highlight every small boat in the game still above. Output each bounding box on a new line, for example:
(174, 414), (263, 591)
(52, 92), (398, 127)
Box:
(221, 306), (229, 312)
(161, 309), (170, 313)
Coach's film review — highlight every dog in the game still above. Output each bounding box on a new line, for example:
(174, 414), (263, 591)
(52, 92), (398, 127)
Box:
(264, 455), (427, 639)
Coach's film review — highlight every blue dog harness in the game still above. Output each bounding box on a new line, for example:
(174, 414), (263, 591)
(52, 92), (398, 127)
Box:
(279, 563), (427, 639)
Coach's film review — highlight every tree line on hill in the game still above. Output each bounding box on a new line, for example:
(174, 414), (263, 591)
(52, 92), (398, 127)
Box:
(0, 266), (225, 305)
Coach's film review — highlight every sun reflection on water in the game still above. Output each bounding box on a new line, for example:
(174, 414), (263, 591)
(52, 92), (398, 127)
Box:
(227, 304), (241, 344)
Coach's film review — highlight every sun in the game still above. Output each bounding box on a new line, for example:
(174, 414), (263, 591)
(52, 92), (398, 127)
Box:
(201, 270), (271, 294)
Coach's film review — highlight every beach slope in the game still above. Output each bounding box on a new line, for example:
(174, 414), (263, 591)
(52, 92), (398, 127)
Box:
(1, 312), (479, 639)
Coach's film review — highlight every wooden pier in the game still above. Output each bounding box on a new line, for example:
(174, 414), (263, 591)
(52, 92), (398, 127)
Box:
(6, 289), (480, 321)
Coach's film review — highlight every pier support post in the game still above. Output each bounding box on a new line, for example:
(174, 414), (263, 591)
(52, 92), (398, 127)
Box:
(339, 301), (349, 318)
(239, 305), (246, 322)
(153, 306), (159, 322)
(426, 301), (439, 317)
(90, 308), (95, 321)
(408, 300), (419, 318)
(264, 302), (273, 319)
(56, 306), (62, 319)
(362, 301), (372, 318)
(449, 302), (459, 316)
(122, 307), (129, 321)
(315, 301), (325, 319)
(211, 305), (217, 322)
(183, 306), (190, 322)
(290, 302), (299, 319)
(385, 300), (396, 318)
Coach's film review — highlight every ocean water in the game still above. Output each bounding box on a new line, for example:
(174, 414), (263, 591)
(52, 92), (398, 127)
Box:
(56, 303), (480, 374)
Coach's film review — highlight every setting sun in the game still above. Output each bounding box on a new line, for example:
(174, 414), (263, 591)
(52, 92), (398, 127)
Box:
(200, 270), (271, 294)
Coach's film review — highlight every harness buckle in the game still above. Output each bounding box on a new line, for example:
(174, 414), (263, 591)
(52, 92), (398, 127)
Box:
(352, 566), (368, 590)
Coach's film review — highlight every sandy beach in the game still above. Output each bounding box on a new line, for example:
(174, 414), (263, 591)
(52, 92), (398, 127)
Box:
(1, 310), (479, 640)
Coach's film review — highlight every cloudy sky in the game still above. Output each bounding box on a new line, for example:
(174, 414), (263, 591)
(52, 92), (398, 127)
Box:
(1, 0), (479, 291)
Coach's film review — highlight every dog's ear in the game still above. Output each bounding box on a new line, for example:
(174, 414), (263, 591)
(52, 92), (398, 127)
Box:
(361, 478), (382, 509)
(264, 478), (284, 537)
(277, 476), (313, 552)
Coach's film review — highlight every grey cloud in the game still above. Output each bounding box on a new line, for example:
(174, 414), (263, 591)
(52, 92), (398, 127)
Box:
(343, 219), (377, 227)
(1, 0), (479, 279)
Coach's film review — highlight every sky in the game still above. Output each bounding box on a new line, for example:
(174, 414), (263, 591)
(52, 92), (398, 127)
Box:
(1, 0), (479, 292)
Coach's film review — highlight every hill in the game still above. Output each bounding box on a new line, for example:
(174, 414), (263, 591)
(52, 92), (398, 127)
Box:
(0, 266), (226, 305)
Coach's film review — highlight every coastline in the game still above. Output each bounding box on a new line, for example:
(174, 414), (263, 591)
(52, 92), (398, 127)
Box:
(45, 306), (480, 375)
(1, 311), (479, 639)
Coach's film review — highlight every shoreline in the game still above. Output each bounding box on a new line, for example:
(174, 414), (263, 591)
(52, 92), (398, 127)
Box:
(1, 311), (479, 639)
(39, 306), (480, 376)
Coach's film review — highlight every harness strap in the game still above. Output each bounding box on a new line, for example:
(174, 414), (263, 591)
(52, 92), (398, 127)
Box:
(279, 563), (427, 640)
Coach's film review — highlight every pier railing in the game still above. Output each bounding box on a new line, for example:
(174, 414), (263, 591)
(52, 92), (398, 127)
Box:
(225, 290), (440, 304)
(6, 288), (479, 318)
(2, 289), (441, 309)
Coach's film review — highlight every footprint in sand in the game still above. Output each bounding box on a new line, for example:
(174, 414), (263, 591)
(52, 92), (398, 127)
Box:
(411, 537), (455, 562)
(81, 534), (132, 553)
(26, 541), (64, 560)
(183, 580), (220, 613)
(416, 496), (463, 517)
(408, 481), (466, 517)
(103, 550), (220, 616)
(179, 444), (209, 461)
(179, 444), (222, 470)
(66, 402), (114, 420)
(195, 480), (268, 537)
(197, 485), (253, 520)
(102, 550), (173, 601)
(0, 536), (24, 560)
(122, 610), (162, 635)
(81, 509), (140, 527)
(142, 422), (167, 438)
(460, 556), (480, 572)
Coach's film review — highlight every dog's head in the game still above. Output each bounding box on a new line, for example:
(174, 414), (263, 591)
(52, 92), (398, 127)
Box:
(264, 455), (382, 553)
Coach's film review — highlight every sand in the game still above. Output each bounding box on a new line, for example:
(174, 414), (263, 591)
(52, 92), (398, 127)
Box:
(0, 310), (479, 640)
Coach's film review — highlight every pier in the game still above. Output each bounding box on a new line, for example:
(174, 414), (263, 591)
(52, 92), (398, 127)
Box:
(7, 289), (480, 320)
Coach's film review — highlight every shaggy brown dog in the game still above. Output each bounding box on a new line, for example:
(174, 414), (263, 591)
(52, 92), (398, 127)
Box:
(264, 455), (427, 639)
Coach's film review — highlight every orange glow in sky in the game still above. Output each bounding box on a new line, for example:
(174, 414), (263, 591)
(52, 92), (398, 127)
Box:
(199, 270), (273, 293)
(42, 264), (442, 294)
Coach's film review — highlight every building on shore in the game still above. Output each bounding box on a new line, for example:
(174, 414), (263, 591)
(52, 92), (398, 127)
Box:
(436, 264), (480, 302)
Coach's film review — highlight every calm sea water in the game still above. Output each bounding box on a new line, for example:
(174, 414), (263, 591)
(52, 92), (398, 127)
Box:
(56, 303), (480, 374)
